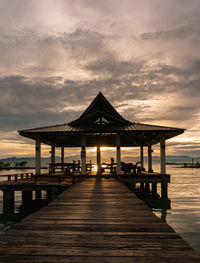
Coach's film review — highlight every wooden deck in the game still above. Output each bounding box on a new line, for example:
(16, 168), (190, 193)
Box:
(0, 178), (199, 262)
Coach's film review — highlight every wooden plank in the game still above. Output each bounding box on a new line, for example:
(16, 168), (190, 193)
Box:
(0, 178), (199, 263)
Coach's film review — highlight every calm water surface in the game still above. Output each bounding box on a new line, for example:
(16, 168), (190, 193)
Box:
(159, 165), (200, 253)
(0, 166), (200, 253)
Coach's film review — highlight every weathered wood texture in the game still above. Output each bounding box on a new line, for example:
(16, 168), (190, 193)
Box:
(0, 178), (199, 262)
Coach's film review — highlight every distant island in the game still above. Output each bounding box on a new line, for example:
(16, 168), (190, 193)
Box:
(0, 160), (29, 170)
(0, 155), (199, 170)
(182, 161), (200, 168)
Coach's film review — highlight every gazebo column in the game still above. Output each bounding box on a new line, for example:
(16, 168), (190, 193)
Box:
(148, 143), (153, 173)
(97, 146), (101, 174)
(61, 146), (64, 163)
(160, 139), (166, 174)
(35, 140), (41, 176)
(51, 145), (55, 163)
(61, 146), (64, 172)
(51, 145), (55, 174)
(140, 146), (144, 171)
(81, 135), (86, 175)
(116, 134), (121, 175)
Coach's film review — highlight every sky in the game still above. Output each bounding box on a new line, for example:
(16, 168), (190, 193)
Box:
(0, 0), (200, 159)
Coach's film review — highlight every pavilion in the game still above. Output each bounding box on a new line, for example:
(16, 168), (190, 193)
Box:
(19, 92), (184, 176)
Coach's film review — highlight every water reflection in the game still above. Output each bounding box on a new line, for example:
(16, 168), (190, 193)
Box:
(0, 190), (50, 232)
(131, 182), (171, 222)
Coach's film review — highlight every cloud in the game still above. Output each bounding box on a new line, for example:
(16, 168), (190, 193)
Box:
(0, 25), (200, 132)
(140, 25), (200, 41)
(0, 1), (200, 157)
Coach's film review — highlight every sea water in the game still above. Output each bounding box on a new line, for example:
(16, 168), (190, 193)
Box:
(0, 166), (200, 253)
(158, 165), (200, 253)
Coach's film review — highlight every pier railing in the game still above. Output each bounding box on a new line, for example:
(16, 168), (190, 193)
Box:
(0, 172), (69, 218)
(0, 173), (77, 184)
(0, 172), (34, 182)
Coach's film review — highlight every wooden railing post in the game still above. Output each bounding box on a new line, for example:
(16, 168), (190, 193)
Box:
(152, 183), (157, 196)
(160, 139), (166, 174)
(14, 174), (18, 183)
(36, 190), (42, 201)
(148, 143), (153, 173)
(36, 140), (41, 176)
(116, 134), (121, 175)
(81, 135), (86, 175)
(161, 183), (168, 199)
(22, 191), (32, 207)
(58, 175), (61, 184)
(72, 176), (75, 184)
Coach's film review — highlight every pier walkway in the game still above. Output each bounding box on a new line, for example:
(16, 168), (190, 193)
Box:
(0, 178), (199, 262)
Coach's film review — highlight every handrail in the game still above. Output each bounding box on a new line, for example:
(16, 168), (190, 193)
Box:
(0, 173), (34, 181)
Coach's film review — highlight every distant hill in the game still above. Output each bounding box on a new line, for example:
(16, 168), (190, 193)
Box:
(1, 155), (199, 166)
(0, 155), (80, 167)
(166, 155), (200, 163)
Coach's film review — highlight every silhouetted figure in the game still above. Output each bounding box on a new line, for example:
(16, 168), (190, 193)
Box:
(110, 158), (116, 174)
(121, 161), (141, 175)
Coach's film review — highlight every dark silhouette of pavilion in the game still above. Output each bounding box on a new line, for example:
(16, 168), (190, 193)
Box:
(19, 92), (184, 175)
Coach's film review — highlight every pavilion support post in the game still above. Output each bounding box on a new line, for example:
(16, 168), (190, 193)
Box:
(51, 145), (55, 164)
(81, 135), (86, 175)
(161, 183), (168, 199)
(145, 182), (150, 194)
(116, 134), (121, 175)
(36, 190), (42, 202)
(61, 146), (64, 163)
(140, 146), (144, 171)
(46, 190), (53, 202)
(160, 139), (166, 175)
(51, 145), (55, 174)
(148, 143), (153, 173)
(152, 183), (157, 196)
(3, 188), (14, 217)
(35, 140), (41, 176)
(61, 146), (64, 172)
(140, 183), (144, 195)
(131, 181), (136, 191)
(97, 146), (101, 175)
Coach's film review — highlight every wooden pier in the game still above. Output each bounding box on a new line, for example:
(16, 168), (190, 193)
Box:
(0, 178), (199, 262)
(0, 172), (170, 217)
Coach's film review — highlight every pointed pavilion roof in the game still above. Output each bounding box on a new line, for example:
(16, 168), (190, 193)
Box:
(69, 92), (132, 127)
(18, 92), (185, 147)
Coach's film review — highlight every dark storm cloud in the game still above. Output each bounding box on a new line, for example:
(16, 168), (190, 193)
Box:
(140, 25), (200, 41)
(0, 21), (200, 131)
(0, 75), (76, 130)
(85, 58), (144, 78)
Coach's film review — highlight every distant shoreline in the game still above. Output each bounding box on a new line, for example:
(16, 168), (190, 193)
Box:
(0, 167), (47, 170)
(166, 162), (183, 165)
(166, 162), (200, 168)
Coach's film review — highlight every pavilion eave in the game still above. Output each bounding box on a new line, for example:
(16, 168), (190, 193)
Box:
(19, 128), (184, 147)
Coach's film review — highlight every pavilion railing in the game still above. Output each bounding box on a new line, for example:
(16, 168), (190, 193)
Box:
(49, 160), (92, 175)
